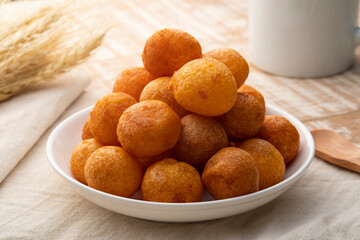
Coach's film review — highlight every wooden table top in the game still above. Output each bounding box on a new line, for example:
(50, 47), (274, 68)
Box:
(81, 0), (360, 145)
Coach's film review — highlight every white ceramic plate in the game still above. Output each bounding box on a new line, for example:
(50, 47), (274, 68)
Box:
(46, 104), (314, 223)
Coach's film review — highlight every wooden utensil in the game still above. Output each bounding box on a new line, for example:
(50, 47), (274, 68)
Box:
(311, 129), (360, 173)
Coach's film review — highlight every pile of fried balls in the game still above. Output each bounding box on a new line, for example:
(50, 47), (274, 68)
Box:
(70, 28), (300, 203)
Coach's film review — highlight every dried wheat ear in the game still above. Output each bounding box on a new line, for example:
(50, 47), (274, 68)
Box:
(0, 0), (110, 102)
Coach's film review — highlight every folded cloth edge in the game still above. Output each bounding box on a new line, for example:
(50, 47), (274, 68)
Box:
(0, 70), (90, 183)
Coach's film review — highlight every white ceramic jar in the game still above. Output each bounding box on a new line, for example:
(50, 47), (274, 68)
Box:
(249, 0), (360, 78)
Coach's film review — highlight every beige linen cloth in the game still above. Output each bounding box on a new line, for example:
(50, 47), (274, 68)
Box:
(0, 83), (359, 239)
(0, 70), (89, 183)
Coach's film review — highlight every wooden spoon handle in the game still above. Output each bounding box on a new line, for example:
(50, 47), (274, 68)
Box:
(315, 150), (360, 173)
(311, 129), (360, 173)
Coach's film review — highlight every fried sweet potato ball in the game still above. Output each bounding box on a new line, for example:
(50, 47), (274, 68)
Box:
(218, 93), (265, 140)
(82, 117), (94, 140)
(113, 67), (155, 101)
(174, 114), (228, 172)
(117, 100), (181, 158)
(202, 147), (259, 200)
(203, 48), (249, 88)
(84, 146), (143, 197)
(70, 138), (103, 185)
(170, 58), (237, 116)
(141, 158), (203, 203)
(140, 77), (188, 117)
(256, 115), (300, 165)
(237, 138), (285, 190)
(142, 28), (202, 77)
(90, 92), (137, 146)
(237, 84), (265, 110)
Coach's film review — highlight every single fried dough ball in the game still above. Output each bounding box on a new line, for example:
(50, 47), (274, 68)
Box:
(70, 138), (103, 184)
(237, 138), (285, 190)
(117, 100), (181, 158)
(90, 92), (137, 146)
(256, 115), (300, 165)
(84, 146), (143, 197)
(140, 77), (188, 117)
(82, 117), (94, 140)
(218, 93), (265, 140)
(203, 48), (249, 88)
(141, 158), (203, 203)
(142, 28), (202, 77)
(138, 148), (176, 170)
(237, 84), (265, 110)
(202, 147), (259, 200)
(113, 67), (155, 101)
(174, 114), (228, 172)
(170, 58), (237, 116)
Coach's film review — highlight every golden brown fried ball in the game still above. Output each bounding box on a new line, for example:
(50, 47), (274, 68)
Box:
(82, 117), (94, 140)
(138, 148), (176, 170)
(202, 147), (259, 200)
(70, 138), (103, 185)
(113, 67), (155, 101)
(237, 138), (285, 190)
(256, 115), (300, 165)
(90, 92), (137, 146)
(170, 58), (237, 116)
(174, 114), (228, 172)
(218, 93), (265, 140)
(203, 48), (249, 88)
(237, 84), (265, 110)
(84, 146), (143, 197)
(140, 77), (188, 117)
(117, 100), (181, 158)
(142, 28), (202, 77)
(141, 158), (203, 203)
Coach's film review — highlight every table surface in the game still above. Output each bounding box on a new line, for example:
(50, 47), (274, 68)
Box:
(1, 0), (360, 239)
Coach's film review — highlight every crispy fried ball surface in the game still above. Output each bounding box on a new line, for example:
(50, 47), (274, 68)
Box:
(70, 138), (103, 185)
(117, 100), (181, 158)
(113, 67), (155, 101)
(141, 158), (203, 203)
(82, 117), (94, 140)
(142, 28), (202, 77)
(138, 148), (176, 170)
(202, 147), (259, 200)
(90, 92), (137, 146)
(203, 48), (249, 88)
(218, 93), (265, 140)
(237, 138), (285, 190)
(84, 146), (143, 197)
(140, 77), (188, 117)
(256, 115), (300, 165)
(237, 84), (265, 110)
(174, 114), (228, 172)
(170, 58), (237, 116)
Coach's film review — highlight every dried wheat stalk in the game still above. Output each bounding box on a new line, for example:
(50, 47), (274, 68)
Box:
(0, 0), (110, 101)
